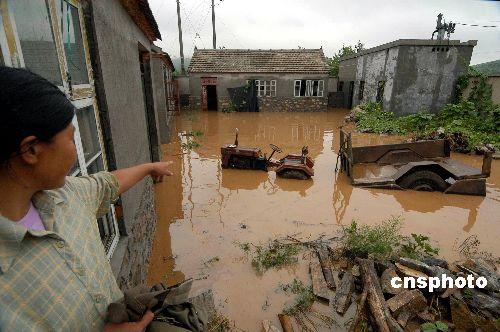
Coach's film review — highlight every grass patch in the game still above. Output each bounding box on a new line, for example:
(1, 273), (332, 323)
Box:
(280, 279), (315, 316)
(237, 240), (302, 273)
(339, 218), (439, 261)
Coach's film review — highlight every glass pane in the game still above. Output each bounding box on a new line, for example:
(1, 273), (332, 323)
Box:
(57, 0), (89, 85)
(76, 105), (100, 162)
(8, 0), (62, 85)
(98, 211), (117, 253)
(87, 154), (104, 174)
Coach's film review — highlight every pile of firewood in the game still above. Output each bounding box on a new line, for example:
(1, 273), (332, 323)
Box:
(305, 249), (500, 331)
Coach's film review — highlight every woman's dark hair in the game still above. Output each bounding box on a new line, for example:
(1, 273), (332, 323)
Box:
(0, 66), (75, 165)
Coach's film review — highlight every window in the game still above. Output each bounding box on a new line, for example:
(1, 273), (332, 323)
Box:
(376, 81), (385, 103)
(338, 81), (344, 92)
(7, 0), (63, 85)
(358, 81), (365, 100)
(256, 80), (276, 97)
(57, 0), (89, 85)
(294, 80), (324, 97)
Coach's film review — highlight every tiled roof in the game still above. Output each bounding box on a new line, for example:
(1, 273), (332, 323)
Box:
(120, 0), (162, 41)
(188, 49), (329, 74)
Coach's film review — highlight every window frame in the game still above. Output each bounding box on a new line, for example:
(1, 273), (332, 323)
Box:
(294, 79), (324, 97)
(256, 79), (276, 97)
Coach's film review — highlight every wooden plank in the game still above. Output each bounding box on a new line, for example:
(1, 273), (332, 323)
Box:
(316, 250), (336, 290)
(333, 271), (355, 315)
(357, 258), (403, 332)
(310, 257), (332, 302)
(278, 314), (294, 332)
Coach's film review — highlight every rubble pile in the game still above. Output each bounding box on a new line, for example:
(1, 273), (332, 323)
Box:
(306, 250), (500, 331)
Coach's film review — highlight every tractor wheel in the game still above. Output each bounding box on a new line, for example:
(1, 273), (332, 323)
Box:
(398, 170), (448, 192)
(278, 169), (309, 180)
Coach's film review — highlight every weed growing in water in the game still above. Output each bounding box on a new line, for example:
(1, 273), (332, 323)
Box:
(236, 240), (302, 273)
(339, 218), (439, 261)
(279, 279), (315, 316)
(401, 233), (439, 260)
(340, 217), (403, 261)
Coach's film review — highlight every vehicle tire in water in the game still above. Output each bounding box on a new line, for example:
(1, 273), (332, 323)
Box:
(398, 170), (448, 192)
(278, 169), (309, 180)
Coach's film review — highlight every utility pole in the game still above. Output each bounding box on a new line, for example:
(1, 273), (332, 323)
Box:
(176, 0), (186, 74)
(211, 0), (216, 49)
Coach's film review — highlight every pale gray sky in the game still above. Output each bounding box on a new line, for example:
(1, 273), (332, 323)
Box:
(149, 0), (500, 66)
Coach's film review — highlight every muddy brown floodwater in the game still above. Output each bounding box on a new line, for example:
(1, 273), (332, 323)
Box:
(148, 108), (500, 331)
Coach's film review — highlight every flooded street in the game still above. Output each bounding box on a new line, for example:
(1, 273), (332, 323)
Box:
(148, 109), (500, 331)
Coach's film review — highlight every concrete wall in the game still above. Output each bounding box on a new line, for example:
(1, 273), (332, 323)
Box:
(177, 74), (190, 94)
(390, 45), (472, 115)
(189, 72), (329, 111)
(338, 40), (475, 115)
(463, 76), (500, 105)
(91, 0), (161, 288)
(352, 47), (399, 110)
(327, 77), (338, 93)
(338, 57), (357, 108)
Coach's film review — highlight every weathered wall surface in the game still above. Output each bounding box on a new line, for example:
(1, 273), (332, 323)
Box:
(189, 72), (329, 111)
(352, 47), (398, 110)
(338, 57), (357, 108)
(91, 0), (159, 288)
(391, 45), (473, 115)
(339, 40), (475, 115)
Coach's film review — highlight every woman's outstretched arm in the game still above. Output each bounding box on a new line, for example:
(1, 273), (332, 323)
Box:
(111, 161), (173, 195)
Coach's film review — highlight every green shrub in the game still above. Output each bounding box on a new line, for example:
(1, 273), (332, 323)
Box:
(340, 218), (403, 261)
(340, 218), (439, 262)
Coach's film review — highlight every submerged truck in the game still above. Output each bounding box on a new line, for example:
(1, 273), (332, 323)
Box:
(337, 130), (492, 196)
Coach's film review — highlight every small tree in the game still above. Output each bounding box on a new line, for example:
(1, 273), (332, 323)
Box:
(328, 41), (364, 77)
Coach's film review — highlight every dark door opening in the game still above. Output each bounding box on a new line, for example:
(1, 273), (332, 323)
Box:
(206, 85), (218, 111)
(348, 81), (355, 109)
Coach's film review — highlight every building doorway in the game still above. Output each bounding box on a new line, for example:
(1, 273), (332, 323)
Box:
(206, 85), (218, 111)
(201, 77), (217, 111)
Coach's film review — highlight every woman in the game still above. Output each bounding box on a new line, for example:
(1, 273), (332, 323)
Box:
(0, 66), (171, 331)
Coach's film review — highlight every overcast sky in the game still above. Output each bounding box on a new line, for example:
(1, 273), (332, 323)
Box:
(148, 0), (500, 66)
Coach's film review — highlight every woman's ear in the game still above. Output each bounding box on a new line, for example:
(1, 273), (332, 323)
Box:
(18, 136), (40, 165)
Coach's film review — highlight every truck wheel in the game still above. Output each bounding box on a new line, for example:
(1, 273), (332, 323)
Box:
(398, 170), (448, 192)
(278, 169), (309, 180)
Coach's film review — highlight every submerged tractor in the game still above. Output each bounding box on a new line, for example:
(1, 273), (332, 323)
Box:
(221, 129), (314, 180)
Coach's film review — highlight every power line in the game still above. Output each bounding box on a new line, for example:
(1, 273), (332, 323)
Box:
(454, 22), (498, 28)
